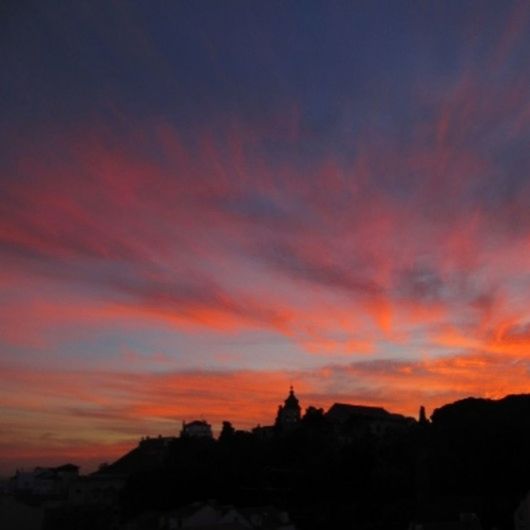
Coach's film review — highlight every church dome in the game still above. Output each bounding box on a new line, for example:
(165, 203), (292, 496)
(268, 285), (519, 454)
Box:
(275, 386), (302, 430)
(284, 386), (299, 408)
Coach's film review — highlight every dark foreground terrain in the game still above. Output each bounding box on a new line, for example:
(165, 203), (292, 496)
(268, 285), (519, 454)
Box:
(5, 394), (530, 529)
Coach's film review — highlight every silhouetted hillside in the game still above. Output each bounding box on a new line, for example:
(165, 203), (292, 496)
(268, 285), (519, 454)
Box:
(432, 394), (530, 430)
(112, 394), (530, 529)
(7, 393), (530, 529)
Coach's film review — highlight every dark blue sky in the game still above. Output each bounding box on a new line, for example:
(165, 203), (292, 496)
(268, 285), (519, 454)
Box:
(2, 2), (520, 129)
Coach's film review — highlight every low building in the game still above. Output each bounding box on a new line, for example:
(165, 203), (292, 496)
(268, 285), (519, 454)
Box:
(139, 435), (178, 462)
(252, 424), (275, 441)
(326, 403), (413, 440)
(9, 464), (79, 497)
(180, 420), (213, 439)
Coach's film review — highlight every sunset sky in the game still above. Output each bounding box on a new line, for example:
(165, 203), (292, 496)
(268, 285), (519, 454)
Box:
(2, 1), (530, 474)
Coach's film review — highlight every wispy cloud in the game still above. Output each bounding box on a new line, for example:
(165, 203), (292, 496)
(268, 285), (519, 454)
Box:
(1, 0), (530, 473)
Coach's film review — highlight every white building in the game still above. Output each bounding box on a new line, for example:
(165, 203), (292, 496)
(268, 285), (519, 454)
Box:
(9, 464), (79, 497)
(180, 420), (213, 439)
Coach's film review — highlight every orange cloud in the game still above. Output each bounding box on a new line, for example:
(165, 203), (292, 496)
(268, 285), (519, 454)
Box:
(3, 343), (530, 475)
(2, 8), (530, 477)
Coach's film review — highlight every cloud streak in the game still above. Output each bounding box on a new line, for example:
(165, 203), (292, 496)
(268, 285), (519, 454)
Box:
(1, 0), (530, 473)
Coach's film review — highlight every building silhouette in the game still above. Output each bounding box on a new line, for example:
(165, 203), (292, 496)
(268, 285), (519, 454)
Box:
(275, 386), (301, 430)
(180, 420), (213, 439)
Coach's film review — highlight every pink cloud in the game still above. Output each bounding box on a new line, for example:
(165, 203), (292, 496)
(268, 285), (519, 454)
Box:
(2, 12), (530, 475)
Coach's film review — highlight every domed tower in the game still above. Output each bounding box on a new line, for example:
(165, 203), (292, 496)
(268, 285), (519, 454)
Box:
(275, 386), (301, 430)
